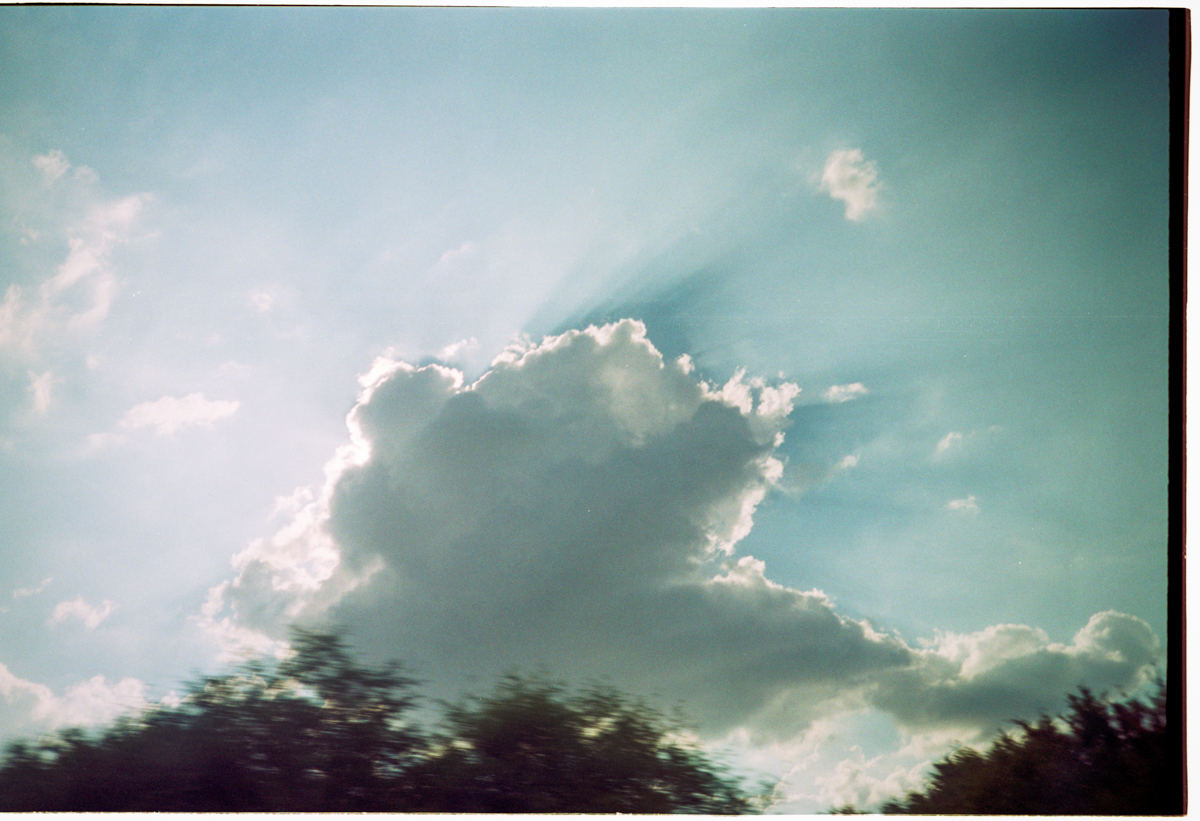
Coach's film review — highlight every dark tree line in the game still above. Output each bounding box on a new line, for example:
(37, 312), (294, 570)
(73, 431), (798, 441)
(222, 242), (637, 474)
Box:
(0, 630), (758, 813)
(833, 681), (1181, 815)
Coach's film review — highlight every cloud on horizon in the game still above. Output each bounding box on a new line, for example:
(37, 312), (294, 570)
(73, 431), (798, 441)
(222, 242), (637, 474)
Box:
(200, 319), (1160, 753)
(0, 662), (146, 741)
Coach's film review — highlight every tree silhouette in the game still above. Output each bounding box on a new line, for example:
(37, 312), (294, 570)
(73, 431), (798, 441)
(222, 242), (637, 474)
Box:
(0, 629), (421, 811)
(0, 631), (758, 813)
(409, 673), (759, 813)
(871, 681), (1180, 815)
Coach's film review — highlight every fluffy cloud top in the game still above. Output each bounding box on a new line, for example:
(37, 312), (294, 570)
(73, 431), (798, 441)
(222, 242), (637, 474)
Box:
(818, 149), (882, 221)
(0, 662), (144, 740)
(869, 611), (1160, 731)
(119, 393), (240, 436)
(203, 319), (1160, 753)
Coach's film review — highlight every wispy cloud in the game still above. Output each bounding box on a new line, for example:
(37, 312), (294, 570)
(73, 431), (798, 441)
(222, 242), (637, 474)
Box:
(119, 393), (240, 436)
(437, 240), (478, 267)
(437, 337), (479, 361)
(33, 150), (71, 184)
(27, 370), (55, 414)
(936, 431), (963, 454)
(0, 149), (149, 361)
(48, 597), (115, 629)
(818, 149), (882, 221)
(11, 578), (52, 600)
(945, 495), (979, 512)
(933, 427), (1001, 461)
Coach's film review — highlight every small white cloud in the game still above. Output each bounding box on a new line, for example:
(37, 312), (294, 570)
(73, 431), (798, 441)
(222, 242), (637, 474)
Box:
(119, 393), (240, 435)
(48, 597), (115, 629)
(838, 454), (860, 470)
(437, 337), (479, 361)
(945, 495), (979, 512)
(936, 431), (963, 455)
(438, 240), (478, 267)
(824, 382), (868, 403)
(818, 149), (883, 221)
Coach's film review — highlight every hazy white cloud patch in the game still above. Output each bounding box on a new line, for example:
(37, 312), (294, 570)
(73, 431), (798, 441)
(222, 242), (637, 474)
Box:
(823, 382), (868, 403)
(818, 149), (883, 221)
(11, 578), (52, 600)
(32, 149), (97, 186)
(437, 239), (478, 267)
(48, 194), (147, 332)
(728, 709), (941, 813)
(48, 596), (116, 629)
(118, 393), (240, 436)
(936, 430), (963, 454)
(837, 453), (860, 470)
(32, 150), (71, 184)
(249, 290), (276, 313)
(945, 494), (979, 512)
(27, 369), (55, 414)
(0, 148), (150, 364)
(200, 319), (1161, 792)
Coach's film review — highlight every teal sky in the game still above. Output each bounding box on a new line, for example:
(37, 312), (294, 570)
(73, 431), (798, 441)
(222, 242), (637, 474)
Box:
(0, 8), (1175, 812)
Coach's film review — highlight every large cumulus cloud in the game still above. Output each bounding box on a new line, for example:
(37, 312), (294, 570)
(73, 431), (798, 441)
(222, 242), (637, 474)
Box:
(202, 319), (1160, 746)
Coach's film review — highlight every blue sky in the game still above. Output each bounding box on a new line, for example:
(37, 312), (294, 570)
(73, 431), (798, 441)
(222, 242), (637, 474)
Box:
(0, 8), (1174, 811)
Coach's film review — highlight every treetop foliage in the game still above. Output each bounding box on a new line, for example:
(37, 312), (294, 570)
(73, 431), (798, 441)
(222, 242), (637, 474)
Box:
(413, 673), (756, 813)
(0, 629), (757, 813)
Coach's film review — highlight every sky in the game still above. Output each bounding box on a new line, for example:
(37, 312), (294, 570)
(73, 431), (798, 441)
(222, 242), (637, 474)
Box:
(0, 7), (1177, 812)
